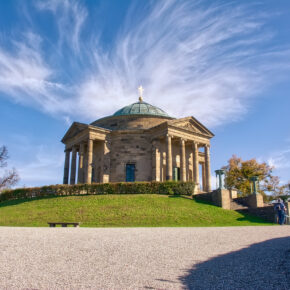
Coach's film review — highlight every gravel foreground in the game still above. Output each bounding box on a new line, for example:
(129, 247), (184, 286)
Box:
(0, 226), (289, 290)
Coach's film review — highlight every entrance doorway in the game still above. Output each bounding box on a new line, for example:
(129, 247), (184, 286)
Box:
(126, 164), (135, 182)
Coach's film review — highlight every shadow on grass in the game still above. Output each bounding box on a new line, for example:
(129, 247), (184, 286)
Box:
(192, 197), (214, 206)
(169, 195), (272, 224)
(0, 195), (87, 208)
(236, 215), (273, 224)
(176, 237), (290, 289)
(168, 195), (213, 205)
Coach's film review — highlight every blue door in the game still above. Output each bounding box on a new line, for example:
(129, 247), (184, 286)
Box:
(126, 164), (135, 182)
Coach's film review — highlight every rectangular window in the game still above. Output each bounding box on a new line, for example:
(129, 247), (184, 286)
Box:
(126, 164), (135, 182)
(173, 167), (180, 181)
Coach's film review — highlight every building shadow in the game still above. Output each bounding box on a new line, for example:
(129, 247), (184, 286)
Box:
(177, 237), (290, 289)
(169, 195), (271, 224)
(0, 195), (72, 208)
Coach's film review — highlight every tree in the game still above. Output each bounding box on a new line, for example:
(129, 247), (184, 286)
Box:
(222, 155), (281, 197)
(0, 145), (19, 191)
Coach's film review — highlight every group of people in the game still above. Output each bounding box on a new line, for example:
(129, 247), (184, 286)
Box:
(274, 198), (288, 225)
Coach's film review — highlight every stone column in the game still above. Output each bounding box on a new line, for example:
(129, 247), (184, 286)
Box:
(86, 139), (93, 184)
(100, 141), (104, 183)
(166, 134), (173, 180)
(180, 138), (186, 181)
(193, 142), (199, 188)
(77, 143), (84, 183)
(152, 141), (160, 182)
(63, 149), (70, 184)
(152, 141), (157, 181)
(205, 145), (211, 192)
(202, 163), (206, 191)
(70, 146), (77, 185)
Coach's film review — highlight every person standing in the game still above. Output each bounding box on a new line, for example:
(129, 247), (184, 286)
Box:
(274, 198), (286, 225)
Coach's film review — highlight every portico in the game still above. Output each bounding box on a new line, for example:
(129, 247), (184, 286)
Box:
(150, 122), (212, 192)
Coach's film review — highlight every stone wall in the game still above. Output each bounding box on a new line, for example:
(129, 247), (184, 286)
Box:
(212, 189), (231, 209)
(236, 206), (276, 223)
(109, 131), (152, 182)
(194, 189), (231, 209)
(229, 189), (238, 199)
(91, 115), (172, 130)
(234, 194), (264, 208)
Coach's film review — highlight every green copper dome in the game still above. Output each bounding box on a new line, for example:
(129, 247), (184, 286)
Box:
(113, 101), (171, 118)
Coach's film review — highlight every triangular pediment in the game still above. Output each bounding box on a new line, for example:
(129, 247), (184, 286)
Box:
(61, 122), (88, 143)
(168, 117), (214, 137)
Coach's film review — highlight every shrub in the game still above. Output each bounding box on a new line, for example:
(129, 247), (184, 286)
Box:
(0, 181), (195, 202)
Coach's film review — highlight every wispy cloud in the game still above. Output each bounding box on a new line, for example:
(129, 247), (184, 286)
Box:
(0, 0), (289, 127)
(35, 0), (87, 54)
(0, 34), (71, 116)
(267, 148), (290, 170)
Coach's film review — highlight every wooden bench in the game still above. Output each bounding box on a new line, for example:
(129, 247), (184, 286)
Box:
(48, 222), (80, 227)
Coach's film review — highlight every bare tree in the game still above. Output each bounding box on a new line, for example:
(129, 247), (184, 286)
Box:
(0, 146), (19, 191)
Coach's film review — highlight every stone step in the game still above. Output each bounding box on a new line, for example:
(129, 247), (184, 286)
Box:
(230, 200), (249, 210)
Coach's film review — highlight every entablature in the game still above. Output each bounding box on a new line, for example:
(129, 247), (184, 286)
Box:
(62, 122), (110, 149)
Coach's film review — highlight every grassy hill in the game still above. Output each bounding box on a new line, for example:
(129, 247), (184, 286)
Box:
(0, 194), (273, 227)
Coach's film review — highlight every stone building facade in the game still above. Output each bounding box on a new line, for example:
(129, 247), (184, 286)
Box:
(61, 97), (214, 193)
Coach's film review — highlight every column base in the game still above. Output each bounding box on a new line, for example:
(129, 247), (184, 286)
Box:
(193, 183), (200, 195)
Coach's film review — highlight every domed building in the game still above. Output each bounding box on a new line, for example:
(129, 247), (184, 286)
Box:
(61, 90), (214, 193)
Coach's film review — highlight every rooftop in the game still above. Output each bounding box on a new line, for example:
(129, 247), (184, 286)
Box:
(113, 100), (171, 118)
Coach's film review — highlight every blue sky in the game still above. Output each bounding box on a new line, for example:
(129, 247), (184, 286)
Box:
(0, 0), (290, 188)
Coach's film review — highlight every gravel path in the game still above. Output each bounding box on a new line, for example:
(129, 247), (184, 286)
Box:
(0, 226), (289, 289)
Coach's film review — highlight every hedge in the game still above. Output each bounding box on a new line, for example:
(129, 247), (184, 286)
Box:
(0, 181), (195, 203)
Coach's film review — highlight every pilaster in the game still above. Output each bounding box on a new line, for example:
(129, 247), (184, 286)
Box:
(102, 140), (110, 183)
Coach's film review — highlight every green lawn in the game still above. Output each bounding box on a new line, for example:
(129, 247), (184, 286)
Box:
(0, 194), (273, 227)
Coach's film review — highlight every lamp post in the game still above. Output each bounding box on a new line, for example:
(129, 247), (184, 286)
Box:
(250, 176), (259, 195)
(215, 169), (225, 189)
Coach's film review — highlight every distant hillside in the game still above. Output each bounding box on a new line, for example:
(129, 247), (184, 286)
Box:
(0, 194), (272, 227)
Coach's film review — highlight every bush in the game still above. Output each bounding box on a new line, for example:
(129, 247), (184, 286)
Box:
(0, 181), (195, 202)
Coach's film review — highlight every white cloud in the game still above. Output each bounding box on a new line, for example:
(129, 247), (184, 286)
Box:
(0, 0), (289, 127)
(267, 148), (290, 170)
(70, 1), (290, 126)
(35, 0), (87, 54)
(0, 38), (73, 116)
